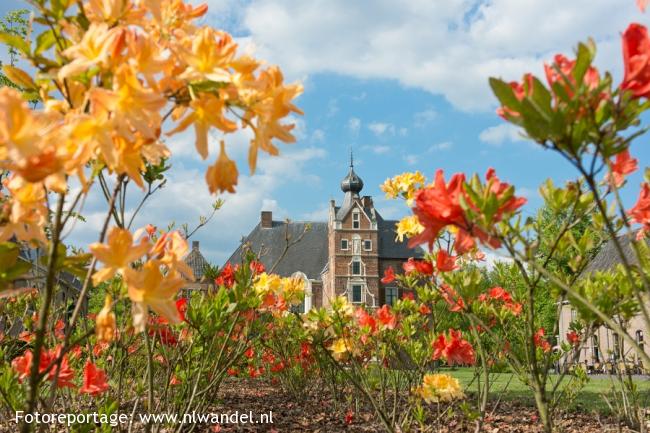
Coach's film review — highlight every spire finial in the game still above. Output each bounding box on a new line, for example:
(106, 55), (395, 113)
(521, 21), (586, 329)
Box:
(350, 147), (354, 168)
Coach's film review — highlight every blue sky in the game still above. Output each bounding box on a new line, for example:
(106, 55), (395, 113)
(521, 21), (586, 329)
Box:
(2, 0), (649, 264)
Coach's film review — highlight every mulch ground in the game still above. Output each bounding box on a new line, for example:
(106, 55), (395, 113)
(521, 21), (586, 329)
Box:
(207, 378), (642, 433)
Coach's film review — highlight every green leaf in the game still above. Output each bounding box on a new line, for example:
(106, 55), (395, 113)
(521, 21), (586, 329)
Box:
(0, 31), (30, 56)
(0, 242), (20, 270)
(573, 41), (594, 87)
(34, 30), (56, 55)
(489, 77), (521, 112)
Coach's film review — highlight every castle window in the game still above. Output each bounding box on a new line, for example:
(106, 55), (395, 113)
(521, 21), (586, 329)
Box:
(352, 211), (360, 229)
(341, 239), (349, 250)
(385, 287), (398, 306)
(352, 260), (361, 275)
(352, 284), (362, 303)
(637, 330), (645, 353)
(363, 240), (372, 251)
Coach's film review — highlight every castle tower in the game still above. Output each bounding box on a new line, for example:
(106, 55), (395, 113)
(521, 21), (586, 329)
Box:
(324, 155), (380, 307)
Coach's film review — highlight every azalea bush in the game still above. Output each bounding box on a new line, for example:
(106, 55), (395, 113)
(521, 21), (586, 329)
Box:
(379, 15), (650, 433)
(0, 0), (302, 431)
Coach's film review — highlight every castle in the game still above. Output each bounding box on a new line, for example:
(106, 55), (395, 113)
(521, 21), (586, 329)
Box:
(225, 159), (424, 311)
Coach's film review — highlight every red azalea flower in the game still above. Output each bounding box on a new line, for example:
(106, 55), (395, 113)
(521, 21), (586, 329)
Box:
(244, 347), (255, 359)
(169, 374), (182, 386)
(489, 286), (512, 303)
(215, 262), (237, 288)
(249, 260), (265, 274)
(48, 346), (76, 388)
(414, 259), (434, 275)
(11, 350), (34, 382)
(248, 366), (264, 378)
(355, 308), (377, 333)
(176, 297), (188, 322)
(440, 284), (465, 312)
(496, 73), (534, 119)
(629, 183), (650, 238)
(622, 23), (650, 99)
(436, 250), (458, 272)
(270, 361), (286, 373)
(79, 361), (109, 396)
(432, 329), (475, 365)
(402, 291), (415, 300)
(54, 319), (65, 339)
(544, 53), (600, 97)
(227, 367), (239, 377)
(607, 149), (638, 187)
(300, 342), (312, 359)
(567, 331), (581, 346)
(381, 266), (395, 284)
(150, 326), (178, 346)
(376, 305), (397, 330)
(419, 303), (431, 315)
(345, 410), (354, 425)
(534, 328), (552, 352)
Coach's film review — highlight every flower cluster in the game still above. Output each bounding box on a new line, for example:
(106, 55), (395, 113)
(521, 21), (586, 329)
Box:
(414, 373), (464, 403)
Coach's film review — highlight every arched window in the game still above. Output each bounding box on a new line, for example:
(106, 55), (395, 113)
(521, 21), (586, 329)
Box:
(637, 330), (644, 353)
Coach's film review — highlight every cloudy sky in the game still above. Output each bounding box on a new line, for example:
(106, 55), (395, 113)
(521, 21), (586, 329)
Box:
(2, 0), (650, 264)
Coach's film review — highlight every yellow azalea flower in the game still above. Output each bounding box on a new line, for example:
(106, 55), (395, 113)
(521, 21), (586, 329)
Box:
(124, 260), (185, 332)
(58, 23), (123, 80)
(84, 0), (135, 23)
(329, 338), (351, 361)
(395, 215), (424, 242)
(96, 295), (117, 342)
(178, 27), (238, 83)
(168, 96), (237, 160)
(331, 295), (355, 318)
(90, 227), (152, 285)
(381, 172), (426, 205)
(414, 373), (464, 403)
(205, 141), (239, 194)
(281, 276), (305, 305)
(253, 272), (282, 295)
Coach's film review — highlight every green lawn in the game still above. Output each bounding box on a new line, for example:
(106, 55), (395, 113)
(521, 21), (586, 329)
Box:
(448, 368), (650, 413)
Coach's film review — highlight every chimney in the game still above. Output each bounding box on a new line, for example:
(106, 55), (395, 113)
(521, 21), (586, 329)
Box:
(192, 241), (199, 250)
(361, 196), (373, 208)
(261, 211), (273, 228)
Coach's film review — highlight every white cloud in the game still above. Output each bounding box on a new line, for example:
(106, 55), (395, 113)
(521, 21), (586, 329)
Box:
(348, 117), (361, 135)
(64, 147), (326, 264)
(368, 122), (395, 137)
(403, 154), (419, 165)
(239, 0), (637, 111)
(372, 145), (391, 154)
(428, 141), (452, 151)
(311, 128), (325, 142)
(479, 124), (523, 146)
(414, 108), (437, 126)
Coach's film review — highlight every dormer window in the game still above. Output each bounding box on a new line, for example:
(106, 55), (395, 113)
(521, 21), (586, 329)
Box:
(341, 239), (349, 250)
(363, 240), (372, 251)
(352, 211), (360, 229)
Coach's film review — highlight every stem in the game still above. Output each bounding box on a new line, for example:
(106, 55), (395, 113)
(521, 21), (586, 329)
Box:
(22, 192), (66, 433)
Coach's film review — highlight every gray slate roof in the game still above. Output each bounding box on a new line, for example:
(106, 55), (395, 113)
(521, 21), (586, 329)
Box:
(583, 232), (646, 274)
(226, 221), (329, 279)
(185, 245), (209, 280)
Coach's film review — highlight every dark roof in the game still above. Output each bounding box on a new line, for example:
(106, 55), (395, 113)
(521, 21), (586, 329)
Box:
(185, 244), (209, 280)
(378, 219), (425, 259)
(226, 221), (329, 280)
(226, 217), (424, 279)
(583, 232), (645, 274)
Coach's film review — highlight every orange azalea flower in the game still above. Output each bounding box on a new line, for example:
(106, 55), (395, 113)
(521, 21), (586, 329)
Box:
(440, 284), (465, 312)
(90, 64), (165, 140)
(169, 374), (182, 386)
(48, 346), (76, 389)
(567, 331), (581, 346)
(54, 319), (65, 340)
(124, 260), (185, 332)
(206, 141), (239, 194)
(96, 295), (117, 343)
(58, 23), (124, 80)
(151, 230), (195, 279)
(0, 176), (48, 243)
(79, 361), (110, 396)
(169, 96), (237, 160)
(90, 227), (151, 285)
(178, 27), (238, 83)
(355, 308), (377, 333)
(496, 73), (534, 120)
